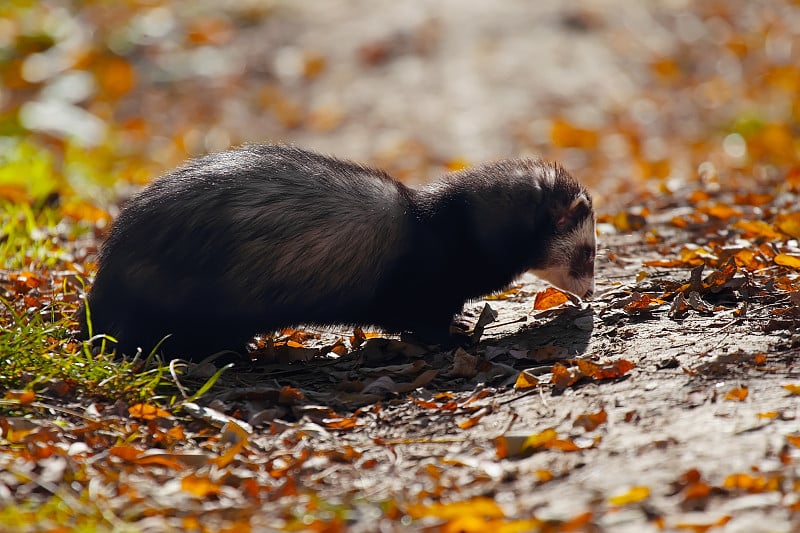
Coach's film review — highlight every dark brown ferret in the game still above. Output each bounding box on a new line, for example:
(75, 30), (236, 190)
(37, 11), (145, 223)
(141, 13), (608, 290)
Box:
(78, 144), (595, 359)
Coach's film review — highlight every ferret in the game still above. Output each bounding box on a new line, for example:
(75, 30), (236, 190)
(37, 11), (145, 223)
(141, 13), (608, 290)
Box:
(78, 144), (595, 360)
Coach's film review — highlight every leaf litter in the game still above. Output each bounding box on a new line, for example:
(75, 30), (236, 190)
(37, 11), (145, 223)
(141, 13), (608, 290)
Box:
(2, 0), (800, 531)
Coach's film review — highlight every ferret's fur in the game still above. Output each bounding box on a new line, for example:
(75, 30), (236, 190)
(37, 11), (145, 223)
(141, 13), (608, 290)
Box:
(78, 145), (595, 359)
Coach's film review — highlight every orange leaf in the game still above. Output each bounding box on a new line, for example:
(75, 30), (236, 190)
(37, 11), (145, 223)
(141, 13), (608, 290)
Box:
(723, 473), (780, 492)
(96, 55), (137, 99)
(4, 390), (35, 404)
(733, 220), (783, 240)
(576, 358), (634, 380)
(675, 516), (731, 532)
(683, 481), (711, 501)
(788, 166), (800, 190)
(533, 287), (570, 310)
(521, 428), (558, 451)
(128, 403), (171, 420)
(724, 387), (748, 401)
(181, 474), (221, 498)
(278, 386), (306, 404)
(611, 359), (635, 376)
(135, 454), (186, 470)
(786, 435), (800, 448)
(702, 257), (737, 290)
(550, 118), (598, 149)
(546, 438), (583, 452)
(783, 384), (800, 395)
(109, 445), (142, 462)
(458, 413), (484, 429)
(734, 192), (774, 205)
(513, 370), (540, 390)
(552, 363), (580, 389)
(324, 417), (357, 430)
(624, 292), (665, 313)
(405, 497), (504, 520)
(775, 254), (800, 270)
(573, 408), (608, 431)
(776, 212), (800, 239)
(575, 359), (602, 377)
(703, 202), (742, 221)
(213, 421), (250, 468)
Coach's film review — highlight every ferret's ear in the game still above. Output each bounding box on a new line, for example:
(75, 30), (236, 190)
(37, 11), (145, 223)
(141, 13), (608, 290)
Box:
(555, 192), (592, 231)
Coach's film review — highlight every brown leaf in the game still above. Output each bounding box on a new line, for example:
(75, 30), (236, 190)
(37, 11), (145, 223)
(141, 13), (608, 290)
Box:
(623, 292), (665, 313)
(575, 358), (634, 380)
(573, 408), (608, 431)
(446, 348), (479, 378)
(552, 362), (580, 389)
(702, 257), (737, 291)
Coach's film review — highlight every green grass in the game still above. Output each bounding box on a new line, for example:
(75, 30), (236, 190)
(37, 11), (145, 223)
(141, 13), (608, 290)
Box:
(0, 198), (175, 406)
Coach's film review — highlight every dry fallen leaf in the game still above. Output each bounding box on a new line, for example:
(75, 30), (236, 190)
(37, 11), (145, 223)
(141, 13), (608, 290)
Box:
(776, 212), (800, 239)
(782, 384), (800, 395)
(4, 390), (35, 404)
(533, 287), (570, 310)
(405, 497), (505, 520)
(608, 486), (650, 506)
(724, 387), (748, 402)
(573, 408), (608, 431)
(128, 403), (171, 420)
(552, 362), (581, 389)
(775, 254), (800, 270)
(181, 473), (222, 498)
(447, 347), (480, 378)
(513, 369), (540, 390)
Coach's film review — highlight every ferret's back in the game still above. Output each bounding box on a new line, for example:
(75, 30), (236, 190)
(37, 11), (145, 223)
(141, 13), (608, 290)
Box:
(99, 146), (413, 316)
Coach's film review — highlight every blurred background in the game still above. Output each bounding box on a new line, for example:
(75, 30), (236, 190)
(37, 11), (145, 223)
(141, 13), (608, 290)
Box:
(1, 0), (798, 212)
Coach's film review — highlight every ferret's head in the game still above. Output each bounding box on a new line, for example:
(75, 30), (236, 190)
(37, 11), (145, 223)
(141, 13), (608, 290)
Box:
(429, 158), (597, 300)
(528, 164), (596, 300)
